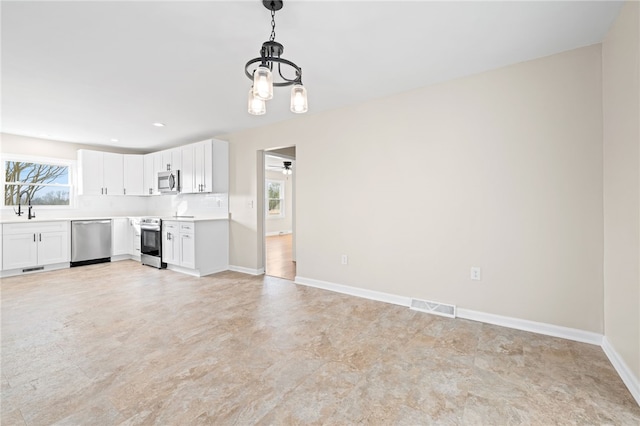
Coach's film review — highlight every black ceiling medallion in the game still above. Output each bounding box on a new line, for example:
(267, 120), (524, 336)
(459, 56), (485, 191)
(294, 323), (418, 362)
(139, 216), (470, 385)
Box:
(245, 0), (308, 115)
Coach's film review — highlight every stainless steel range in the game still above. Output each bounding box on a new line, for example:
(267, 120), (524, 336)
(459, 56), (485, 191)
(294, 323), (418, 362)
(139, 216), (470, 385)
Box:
(140, 218), (166, 269)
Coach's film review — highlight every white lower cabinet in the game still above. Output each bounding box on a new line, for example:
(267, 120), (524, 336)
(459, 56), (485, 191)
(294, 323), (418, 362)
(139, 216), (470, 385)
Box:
(130, 218), (141, 258)
(162, 220), (228, 276)
(111, 218), (132, 257)
(162, 222), (179, 265)
(2, 221), (70, 273)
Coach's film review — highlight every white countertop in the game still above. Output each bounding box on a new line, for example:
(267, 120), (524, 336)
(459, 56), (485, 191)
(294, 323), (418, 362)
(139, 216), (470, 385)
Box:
(0, 215), (228, 225)
(160, 216), (228, 222)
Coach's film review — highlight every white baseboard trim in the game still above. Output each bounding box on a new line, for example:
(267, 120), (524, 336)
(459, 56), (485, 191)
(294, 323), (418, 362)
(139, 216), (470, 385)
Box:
(290, 275), (638, 406)
(294, 276), (411, 307)
(228, 265), (265, 276)
(457, 308), (603, 346)
(0, 262), (69, 278)
(110, 254), (132, 262)
(602, 337), (640, 406)
(265, 230), (292, 237)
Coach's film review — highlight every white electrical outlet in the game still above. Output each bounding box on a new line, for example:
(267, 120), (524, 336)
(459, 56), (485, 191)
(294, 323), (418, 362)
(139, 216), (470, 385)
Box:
(470, 267), (481, 281)
(341, 255), (348, 265)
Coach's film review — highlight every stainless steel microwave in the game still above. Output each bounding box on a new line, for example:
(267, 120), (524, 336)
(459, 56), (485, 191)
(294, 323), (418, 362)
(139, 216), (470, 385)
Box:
(158, 170), (180, 194)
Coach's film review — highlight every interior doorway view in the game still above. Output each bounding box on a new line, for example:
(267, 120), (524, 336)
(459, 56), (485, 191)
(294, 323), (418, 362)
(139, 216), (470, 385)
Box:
(264, 147), (296, 280)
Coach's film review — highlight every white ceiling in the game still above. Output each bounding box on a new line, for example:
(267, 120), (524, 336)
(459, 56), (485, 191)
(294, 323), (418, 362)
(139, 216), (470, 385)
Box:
(1, 1), (623, 152)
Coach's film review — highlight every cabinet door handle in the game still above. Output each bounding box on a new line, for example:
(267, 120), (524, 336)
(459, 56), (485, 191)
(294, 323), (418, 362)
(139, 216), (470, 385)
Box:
(105, 187), (108, 195)
(33, 233), (36, 242)
(101, 188), (104, 195)
(167, 232), (171, 240)
(39, 233), (41, 242)
(124, 188), (126, 195)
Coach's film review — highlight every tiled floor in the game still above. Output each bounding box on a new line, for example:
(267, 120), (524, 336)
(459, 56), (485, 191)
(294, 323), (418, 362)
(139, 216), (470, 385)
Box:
(1, 261), (639, 425)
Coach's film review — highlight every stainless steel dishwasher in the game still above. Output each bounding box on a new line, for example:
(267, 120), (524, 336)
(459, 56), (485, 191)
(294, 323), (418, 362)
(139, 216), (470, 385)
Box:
(71, 219), (112, 266)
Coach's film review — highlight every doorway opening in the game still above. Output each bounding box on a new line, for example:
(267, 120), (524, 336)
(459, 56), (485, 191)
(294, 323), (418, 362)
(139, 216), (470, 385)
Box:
(263, 147), (296, 280)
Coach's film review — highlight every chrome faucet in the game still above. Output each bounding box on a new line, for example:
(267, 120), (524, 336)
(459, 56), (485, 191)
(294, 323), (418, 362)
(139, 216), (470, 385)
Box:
(28, 205), (35, 220)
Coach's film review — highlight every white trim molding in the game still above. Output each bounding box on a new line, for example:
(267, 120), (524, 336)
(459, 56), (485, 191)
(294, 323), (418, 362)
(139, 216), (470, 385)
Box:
(602, 337), (640, 406)
(228, 265), (265, 276)
(456, 308), (603, 346)
(294, 276), (411, 307)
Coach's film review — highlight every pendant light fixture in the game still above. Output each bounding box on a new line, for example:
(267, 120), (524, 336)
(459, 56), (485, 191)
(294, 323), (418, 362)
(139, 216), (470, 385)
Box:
(282, 161), (293, 175)
(245, 1), (308, 115)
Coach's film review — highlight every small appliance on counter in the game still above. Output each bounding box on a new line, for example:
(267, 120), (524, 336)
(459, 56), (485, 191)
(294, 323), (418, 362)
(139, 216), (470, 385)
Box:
(158, 170), (180, 194)
(71, 219), (112, 267)
(140, 217), (166, 269)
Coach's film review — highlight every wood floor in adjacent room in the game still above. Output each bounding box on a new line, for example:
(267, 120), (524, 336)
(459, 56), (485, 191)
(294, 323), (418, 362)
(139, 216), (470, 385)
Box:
(1, 261), (639, 425)
(265, 233), (296, 280)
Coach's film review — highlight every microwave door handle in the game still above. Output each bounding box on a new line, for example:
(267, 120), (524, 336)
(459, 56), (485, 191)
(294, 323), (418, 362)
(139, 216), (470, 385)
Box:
(169, 174), (175, 190)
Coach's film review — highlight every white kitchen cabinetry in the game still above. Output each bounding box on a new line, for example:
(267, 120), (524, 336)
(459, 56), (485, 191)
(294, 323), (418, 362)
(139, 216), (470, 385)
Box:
(2, 221), (70, 275)
(130, 217), (141, 259)
(78, 150), (124, 195)
(180, 144), (196, 194)
(180, 139), (228, 194)
(160, 148), (181, 173)
(143, 153), (158, 195)
(162, 220), (228, 276)
(178, 222), (195, 269)
(111, 218), (132, 257)
(123, 155), (144, 196)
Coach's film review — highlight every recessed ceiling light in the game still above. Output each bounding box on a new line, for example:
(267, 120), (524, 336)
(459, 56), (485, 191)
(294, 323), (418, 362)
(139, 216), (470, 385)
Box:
(110, 138), (119, 142)
(153, 122), (165, 127)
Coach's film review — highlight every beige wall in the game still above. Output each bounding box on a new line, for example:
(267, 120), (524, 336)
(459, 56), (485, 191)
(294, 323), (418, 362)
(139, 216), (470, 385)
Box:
(603, 1), (640, 380)
(226, 44), (604, 333)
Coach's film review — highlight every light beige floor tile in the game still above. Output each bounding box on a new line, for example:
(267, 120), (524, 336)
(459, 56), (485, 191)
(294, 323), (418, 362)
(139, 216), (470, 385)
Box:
(1, 260), (639, 425)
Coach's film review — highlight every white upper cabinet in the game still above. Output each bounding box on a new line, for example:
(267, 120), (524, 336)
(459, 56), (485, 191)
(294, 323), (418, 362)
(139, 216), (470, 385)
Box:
(143, 152), (162, 196)
(123, 155), (144, 196)
(181, 139), (228, 194)
(180, 144), (196, 194)
(210, 139), (229, 193)
(102, 152), (124, 195)
(160, 148), (181, 172)
(79, 139), (227, 197)
(78, 150), (124, 195)
(78, 150), (104, 195)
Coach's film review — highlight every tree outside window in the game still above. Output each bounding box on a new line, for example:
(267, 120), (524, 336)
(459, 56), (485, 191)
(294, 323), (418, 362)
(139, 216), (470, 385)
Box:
(266, 179), (284, 218)
(4, 160), (71, 206)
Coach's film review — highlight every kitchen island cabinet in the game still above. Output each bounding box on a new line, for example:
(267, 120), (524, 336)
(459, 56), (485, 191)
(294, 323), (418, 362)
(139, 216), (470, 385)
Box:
(162, 219), (228, 277)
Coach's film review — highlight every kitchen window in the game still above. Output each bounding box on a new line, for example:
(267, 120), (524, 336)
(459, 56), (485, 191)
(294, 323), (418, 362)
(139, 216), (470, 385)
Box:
(3, 156), (73, 207)
(266, 179), (284, 218)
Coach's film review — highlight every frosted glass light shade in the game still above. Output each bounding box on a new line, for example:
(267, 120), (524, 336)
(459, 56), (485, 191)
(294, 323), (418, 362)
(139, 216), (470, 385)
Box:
(282, 168), (292, 175)
(253, 66), (273, 100)
(248, 88), (266, 115)
(290, 84), (308, 113)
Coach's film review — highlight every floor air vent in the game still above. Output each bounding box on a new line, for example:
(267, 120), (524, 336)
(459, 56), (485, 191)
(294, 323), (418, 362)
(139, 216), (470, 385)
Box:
(410, 298), (456, 318)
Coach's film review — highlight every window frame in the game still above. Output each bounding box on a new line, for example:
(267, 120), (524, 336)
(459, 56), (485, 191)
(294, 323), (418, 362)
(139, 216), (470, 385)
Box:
(265, 179), (285, 219)
(2, 154), (76, 209)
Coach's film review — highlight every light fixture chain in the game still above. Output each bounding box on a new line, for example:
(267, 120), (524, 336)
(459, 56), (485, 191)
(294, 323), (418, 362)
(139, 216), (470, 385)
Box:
(270, 8), (276, 41)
